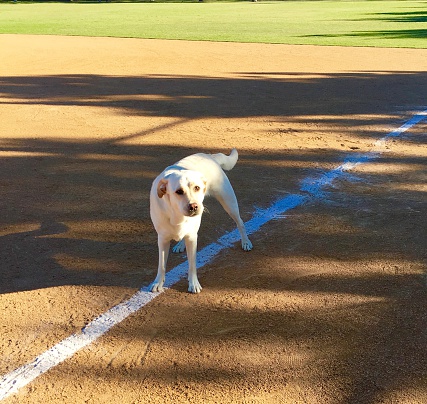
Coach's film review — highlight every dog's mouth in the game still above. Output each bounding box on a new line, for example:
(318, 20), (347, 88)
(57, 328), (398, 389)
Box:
(186, 209), (202, 217)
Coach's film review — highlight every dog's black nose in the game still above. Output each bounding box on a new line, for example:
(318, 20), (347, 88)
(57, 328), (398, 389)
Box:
(189, 203), (198, 213)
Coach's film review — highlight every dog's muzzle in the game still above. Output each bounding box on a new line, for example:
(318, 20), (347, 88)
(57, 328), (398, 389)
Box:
(187, 203), (200, 216)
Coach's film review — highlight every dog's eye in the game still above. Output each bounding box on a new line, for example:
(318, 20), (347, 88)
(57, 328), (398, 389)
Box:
(175, 189), (184, 195)
(194, 186), (200, 192)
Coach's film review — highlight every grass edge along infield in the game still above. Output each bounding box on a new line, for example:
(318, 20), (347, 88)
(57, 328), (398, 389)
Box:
(0, 1), (426, 48)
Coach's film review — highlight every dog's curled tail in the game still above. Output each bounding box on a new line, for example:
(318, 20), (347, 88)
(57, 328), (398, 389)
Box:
(211, 148), (239, 171)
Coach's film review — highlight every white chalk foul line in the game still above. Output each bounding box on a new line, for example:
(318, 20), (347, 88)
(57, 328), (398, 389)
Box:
(1, 109), (426, 401)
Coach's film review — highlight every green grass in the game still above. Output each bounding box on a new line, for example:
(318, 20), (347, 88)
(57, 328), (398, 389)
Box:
(0, 1), (426, 48)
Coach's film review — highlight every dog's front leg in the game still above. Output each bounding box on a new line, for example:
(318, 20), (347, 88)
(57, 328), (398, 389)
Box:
(185, 234), (202, 294)
(150, 236), (170, 292)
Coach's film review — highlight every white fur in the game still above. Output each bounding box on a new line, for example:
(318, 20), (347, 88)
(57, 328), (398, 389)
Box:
(149, 149), (253, 294)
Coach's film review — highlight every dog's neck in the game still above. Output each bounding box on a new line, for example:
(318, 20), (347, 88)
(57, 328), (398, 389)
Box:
(169, 211), (187, 226)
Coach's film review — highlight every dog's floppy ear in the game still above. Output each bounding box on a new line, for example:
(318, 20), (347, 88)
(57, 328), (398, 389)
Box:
(157, 179), (168, 198)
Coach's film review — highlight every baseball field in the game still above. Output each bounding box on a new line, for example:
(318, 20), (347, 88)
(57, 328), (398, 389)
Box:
(1, 1), (427, 403)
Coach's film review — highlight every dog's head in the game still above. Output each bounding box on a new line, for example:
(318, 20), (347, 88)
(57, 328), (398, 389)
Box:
(157, 170), (207, 217)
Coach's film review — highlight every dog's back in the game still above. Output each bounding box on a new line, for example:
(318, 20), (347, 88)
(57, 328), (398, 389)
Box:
(177, 149), (238, 196)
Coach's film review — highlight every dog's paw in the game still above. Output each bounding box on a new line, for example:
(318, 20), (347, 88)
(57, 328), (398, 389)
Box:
(150, 278), (165, 293)
(172, 239), (186, 253)
(242, 239), (253, 251)
(188, 278), (202, 294)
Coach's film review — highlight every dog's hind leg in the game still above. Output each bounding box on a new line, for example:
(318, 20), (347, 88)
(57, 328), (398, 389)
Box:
(229, 210), (253, 252)
(150, 236), (170, 292)
(215, 182), (253, 252)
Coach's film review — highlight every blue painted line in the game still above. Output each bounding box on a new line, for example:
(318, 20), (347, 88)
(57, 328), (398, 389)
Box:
(0, 109), (426, 400)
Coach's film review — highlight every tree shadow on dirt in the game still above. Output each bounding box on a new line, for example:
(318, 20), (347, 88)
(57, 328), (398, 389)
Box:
(1, 71), (427, 125)
(1, 69), (425, 295)
(0, 137), (425, 295)
(0, 136), (425, 401)
(0, 70), (426, 401)
(58, 270), (427, 403)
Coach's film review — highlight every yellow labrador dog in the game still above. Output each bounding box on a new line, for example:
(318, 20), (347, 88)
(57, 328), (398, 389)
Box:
(149, 149), (252, 293)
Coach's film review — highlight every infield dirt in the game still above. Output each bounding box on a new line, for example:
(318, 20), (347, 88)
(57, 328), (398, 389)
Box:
(0, 35), (427, 403)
